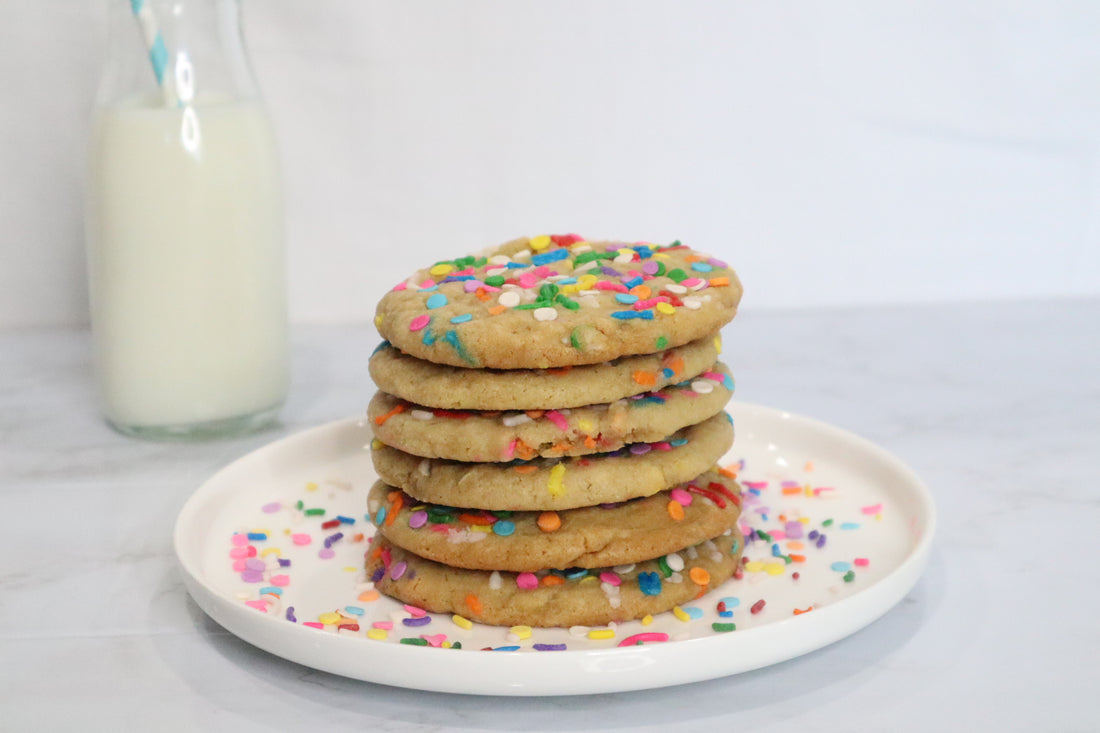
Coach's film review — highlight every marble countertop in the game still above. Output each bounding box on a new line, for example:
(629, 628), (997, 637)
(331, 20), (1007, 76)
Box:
(2, 299), (1096, 732)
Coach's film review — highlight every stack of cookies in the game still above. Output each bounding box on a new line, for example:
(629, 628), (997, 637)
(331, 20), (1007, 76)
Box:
(365, 235), (745, 628)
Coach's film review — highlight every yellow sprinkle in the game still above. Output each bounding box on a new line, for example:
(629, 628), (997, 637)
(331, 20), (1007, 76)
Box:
(579, 575), (599, 584)
(429, 263), (455, 277)
(342, 566), (357, 572)
(744, 560), (765, 573)
(672, 606), (691, 622)
(764, 562), (786, 576)
(452, 614), (473, 630)
(560, 283), (581, 294)
(557, 259), (574, 273)
(655, 302), (676, 315)
(370, 439), (383, 450)
(318, 612), (340, 625)
(577, 419), (595, 433)
(653, 252), (671, 260)
(470, 525), (491, 533)
(529, 234), (552, 250)
(714, 334), (722, 354)
(367, 628), (388, 640)
(577, 274), (599, 289)
(260, 547), (281, 557)
(305, 482), (318, 492)
(570, 240), (590, 250)
(374, 314), (383, 327)
(547, 463), (566, 497)
(442, 641), (452, 648)
(587, 628), (616, 640)
(510, 625), (533, 640)
(876, 513), (883, 521)
(799, 516), (810, 524)
(641, 614), (654, 626)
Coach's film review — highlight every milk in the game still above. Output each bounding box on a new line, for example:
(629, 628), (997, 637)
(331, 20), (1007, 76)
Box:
(86, 96), (289, 435)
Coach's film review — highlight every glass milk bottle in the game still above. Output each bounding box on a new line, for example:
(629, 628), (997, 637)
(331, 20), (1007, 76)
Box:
(86, 0), (289, 439)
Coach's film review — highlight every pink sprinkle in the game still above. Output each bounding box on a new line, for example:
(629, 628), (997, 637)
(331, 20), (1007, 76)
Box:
(702, 371), (725, 381)
(743, 481), (769, 490)
(318, 548), (335, 559)
(670, 488), (693, 506)
(303, 622), (324, 629)
(532, 265), (553, 278)
(813, 487), (835, 496)
(595, 281), (628, 293)
(390, 561), (408, 580)
(409, 510), (428, 529)
(652, 441), (672, 451)
(229, 546), (250, 559)
(372, 621), (394, 630)
(261, 502), (281, 513)
(392, 282), (408, 292)
(231, 534), (249, 547)
(291, 533), (311, 546)
(270, 574), (290, 587)
(769, 530), (788, 540)
(633, 298), (660, 310)
(618, 632), (669, 647)
(404, 604), (427, 618)
(516, 572), (539, 590)
(408, 314), (431, 332)
(419, 279), (437, 289)
(854, 558), (870, 567)
(245, 600), (268, 612)
(861, 503), (883, 515)
(599, 572), (621, 586)
(518, 272), (538, 288)
(780, 480), (801, 488)
(545, 410), (570, 432)
(423, 634), (447, 647)
(463, 280), (484, 293)
(502, 440), (517, 460)
(232, 559), (247, 572)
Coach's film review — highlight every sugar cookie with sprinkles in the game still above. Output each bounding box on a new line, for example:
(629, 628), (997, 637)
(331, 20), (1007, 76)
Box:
(368, 333), (721, 411)
(371, 412), (734, 511)
(367, 468), (742, 572)
(374, 235), (743, 369)
(366, 530), (744, 628)
(368, 362), (734, 462)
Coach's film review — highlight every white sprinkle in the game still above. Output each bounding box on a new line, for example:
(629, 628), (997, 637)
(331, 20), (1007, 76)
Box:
(573, 260), (598, 273)
(668, 572), (684, 584)
(614, 250), (634, 264)
(570, 243), (592, 254)
(533, 307), (558, 322)
(513, 249), (532, 261)
(686, 545), (699, 560)
(682, 296), (702, 310)
(502, 413), (532, 427)
(488, 255), (512, 265)
(666, 552), (685, 571)
(666, 283), (688, 294)
(569, 625), (590, 637)
(690, 379), (715, 394)
(417, 459), (432, 477)
(689, 280), (708, 291)
(498, 291), (521, 307)
(489, 571), (503, 590)
(613, 563), (636, 574)
(410, 409), (434, 420)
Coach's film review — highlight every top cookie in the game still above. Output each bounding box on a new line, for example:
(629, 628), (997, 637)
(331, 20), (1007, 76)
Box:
(374, 235), (743, 369)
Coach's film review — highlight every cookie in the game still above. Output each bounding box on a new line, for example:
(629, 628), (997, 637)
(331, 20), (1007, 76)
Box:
(368, 362), (734, 462)
(368, 333), (722, 411)
(365, 530), (744, 628)
(370, 412), (734, 511)
(367, 469), (742, 572)
(374, 236), (743, 369)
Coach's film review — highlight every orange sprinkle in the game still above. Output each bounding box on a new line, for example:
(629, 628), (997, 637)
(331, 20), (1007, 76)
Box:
(667, 500), (685, 521)
(781, 487), (802, 495)
(689, 567), (710, 586)
(666, 355), (685, 375)
(513, 465), (538, 474)
(537, 511), (562, 532)
(787, 541), (805, 551)
(357, 589), (380, 602)
(789, 554), (806, 563)
(458, 513), (494, 526)
(633, 370), (658, 387)
(474, 287), (491, 302)
(708, 276), (730, 287)
(541, 575), (565, 586)
(370, 545), (383, 560)
(546, 367), (572, 375)
(793, 607), (814, 615)
(684, 254), (702, 263)
(719, 465), (738, 478)
(465, 594), (483, 616)
(514, 441), (537, 460)
(629, 284), (651, 299)
(525, 410), (545, 419)
(352, 533), (365, 543)
(583, 435), (597, 450)
(804, 461), (815, 471)
(374, 403), (405, 426)
(487, 305), (506, 315)
(385, 494), (403, 526)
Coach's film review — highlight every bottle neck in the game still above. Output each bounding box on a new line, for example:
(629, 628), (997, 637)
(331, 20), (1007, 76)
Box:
(100, 0), (258, 108)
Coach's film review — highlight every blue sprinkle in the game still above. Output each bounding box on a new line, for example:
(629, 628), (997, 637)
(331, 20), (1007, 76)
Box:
(563, 568), (589, 580)
(633, 245), (653, 259)
(426, 293), (448, 309)
(771, 543), (783, 557)
(637, 309), (655, 320)
(622, 276), (644, 289)
(441, 275), (474, 282)
(492, 520), (516, 537)
(615, 293), (639, 304)
(505, 261), (527, 269)
(556, 277), (577, 285)
(531, 248), (570, 266)
(831, 561), (852, 573)
(638, 571), (662, 596)
(723, 374), (735, 391)
(417, 283), (439, 292)
(374, 507), (387, 525)
(840, 522), (861, 530)
(611, 309), (654, 320)
(343, 605), (365, 616)
(450, 313), (473, 324)
(662, 367), (675, 378)
(259, 586), (282, 596)
(691, 262), (713, 272)
(718, 610), (734, 618)
(246, 532), (267, 541)
(336, 515), (356, 525)
(422, 329), (437, 345)
(682, 606), (704, 620)
(371, 340), (391, 356)
(720, 597), (740, 608)
(493, 645), (521, 651)
(669, 438), (688, 447)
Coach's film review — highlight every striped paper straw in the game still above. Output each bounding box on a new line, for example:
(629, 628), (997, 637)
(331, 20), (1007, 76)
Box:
(129, 0), (176, 105)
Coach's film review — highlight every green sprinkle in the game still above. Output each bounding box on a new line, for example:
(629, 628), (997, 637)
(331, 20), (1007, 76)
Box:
(655, 335), (668, 350)
(570, 327), (584, 350)
(654, 261), (666, 277)
(538, 283), (559, 301)
(512, 303), (541, 311)
(667, 268), (687, 283)
(451, 641), (462, 650)
(574, 251), (615, 266)
(712, 622), (736, 632)
(304, 508), (325, 517)
(822, 519), (834, 527)
(843, 570), (856, 583)
(555, 294), (580, 310)
(400, 637), (429, 646)
(295, 500), (304, 510)
(657, 556), (673, 578)
(756, 530), (773, 543)
(484, 275), (505, 287)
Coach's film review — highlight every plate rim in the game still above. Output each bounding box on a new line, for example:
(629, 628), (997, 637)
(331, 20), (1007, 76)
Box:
(173, 401), (936, 696)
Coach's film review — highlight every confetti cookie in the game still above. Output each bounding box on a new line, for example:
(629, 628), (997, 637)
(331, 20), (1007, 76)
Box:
(374, 235), (743, 369)
(368, 362), (734, 462)
(371, 413), (734, 511)
(366, 530), (744, 628)
(368, 334), (721, 411)
(367, 469), (742, 572)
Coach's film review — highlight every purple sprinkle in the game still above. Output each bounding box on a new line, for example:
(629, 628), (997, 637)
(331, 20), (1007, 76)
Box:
(390, 561), (408, 580)
(708, 257), (728, 269)
(785, 521), (804, 539)
(808, 529), (820, 541)
(402, 615), (432, 627)
(244, 557), (266, 571)
(285, 607), (297, 622)
(278, 558), (291, 567)
(240, 569), (264, 583)
(261, 502), (281, 513)
(534, 643), (567, 651)
(318, 548), (335, 559)
(641, 261), (659, 275)
(629, 443), (652, 455)
(324, 532), (344, 548)
(409, 511), (428, 529)
(370, 567), (385, 583)
(815, 534), (827, 549)
(601, 266), (619, 277)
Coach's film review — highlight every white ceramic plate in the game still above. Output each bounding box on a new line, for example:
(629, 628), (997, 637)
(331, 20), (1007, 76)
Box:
(174, 402), (935, 696)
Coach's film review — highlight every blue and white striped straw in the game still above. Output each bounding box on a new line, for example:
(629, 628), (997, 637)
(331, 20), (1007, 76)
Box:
(129, 0), (176, 105)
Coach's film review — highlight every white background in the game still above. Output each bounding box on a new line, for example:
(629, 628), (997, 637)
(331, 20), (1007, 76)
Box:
(2, 0), (1099, 328)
